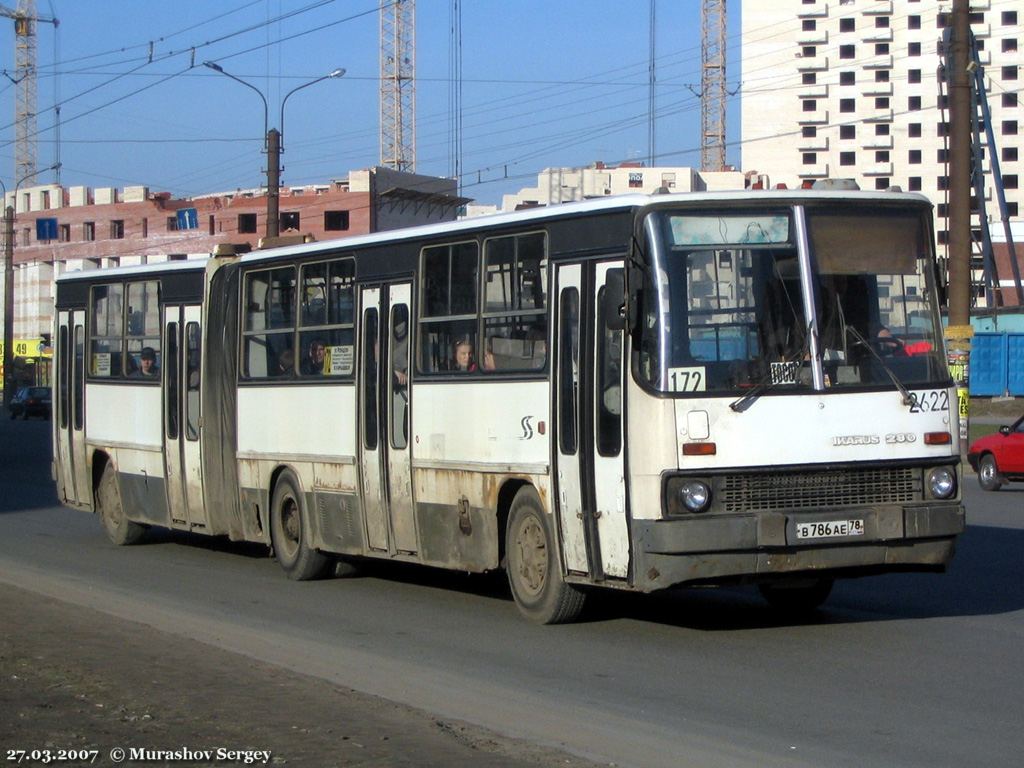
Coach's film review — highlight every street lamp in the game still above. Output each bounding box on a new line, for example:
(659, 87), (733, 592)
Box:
(203, 62), (345, 239)
(2, 163), (60, 406)
(202, 62), (268, 147)
(280, 68), (346, 152)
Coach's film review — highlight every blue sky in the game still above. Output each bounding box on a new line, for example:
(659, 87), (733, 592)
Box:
(1, 1), (743, 206)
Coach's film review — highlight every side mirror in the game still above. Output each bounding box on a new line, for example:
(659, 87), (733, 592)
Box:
(603, 268), (626, 331)
(999, 425), (1011, 436)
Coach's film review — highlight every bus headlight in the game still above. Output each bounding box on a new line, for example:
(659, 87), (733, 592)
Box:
(679, 480), (712, 513)
(927, 467), (957, 499)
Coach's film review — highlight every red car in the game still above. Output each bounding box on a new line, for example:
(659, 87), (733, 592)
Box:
(967, 415), (1024, 490)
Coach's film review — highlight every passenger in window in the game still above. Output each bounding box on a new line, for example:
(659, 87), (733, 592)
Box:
(302, 339), (326, 375)
(452, 339), (477, 372)
(276, 347), (295, 376)
(482, 338), (497, 372)
(393, 318), (409, 388)
(133, 347), (159, 378)
(874, 326), (907, 357)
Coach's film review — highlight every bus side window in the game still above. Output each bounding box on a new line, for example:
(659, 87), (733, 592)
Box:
(418, 241), (478, 373)
(242, 268), (296, 379)
(185, 322), (201, 441)
(596, 284), (622, 457)
(73, 325), (85, 430)
(89, 284), (124, 378)
(482, 231), (548, 372)
(558, 288), (579, 455)
(166, 322), (179, 440)
(363, 309), (379, 449)
(298, 259), (355, 377)
(390, 304), (409, 449)
(125, 281), (161, 379)
(58, 325), (69, 429)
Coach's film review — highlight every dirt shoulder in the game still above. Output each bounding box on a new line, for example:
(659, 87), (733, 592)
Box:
(0, 583), (599, 768)
(969, 396), (1022, 420)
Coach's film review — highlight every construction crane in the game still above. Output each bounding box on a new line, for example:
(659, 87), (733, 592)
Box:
(380, 0), (415, 172)
(700, 0), (726, 172)
(1, 0), (58, 188)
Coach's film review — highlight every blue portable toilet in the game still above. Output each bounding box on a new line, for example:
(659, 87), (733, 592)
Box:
(970, 333), (1007, 396)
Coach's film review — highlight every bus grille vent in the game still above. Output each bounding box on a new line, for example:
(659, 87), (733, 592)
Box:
(719, 467), (919, 513)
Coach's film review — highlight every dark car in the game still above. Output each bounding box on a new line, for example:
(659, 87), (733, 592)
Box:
(7, 386), (52, 420)
(967, 414), (1024, 490)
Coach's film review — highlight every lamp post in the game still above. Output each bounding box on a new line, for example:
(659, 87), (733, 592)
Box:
(1, 164), (59, 406)
(275, 69), (345, 238)
(203, 63), (344, 239)
(1, 180), (12, 407)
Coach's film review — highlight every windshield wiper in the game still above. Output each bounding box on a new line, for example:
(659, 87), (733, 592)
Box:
(730, 326), (811, 413)
(845, 324), (918, 409)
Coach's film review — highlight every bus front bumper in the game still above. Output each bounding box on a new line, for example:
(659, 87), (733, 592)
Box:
(630, 503), (965, 593)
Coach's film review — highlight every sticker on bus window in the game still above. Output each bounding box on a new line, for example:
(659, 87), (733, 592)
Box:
(325, 345), (353, 375)
(770, 361), (800, 385)
(667, 367), (706, 392)
(92, 353), (111, 377)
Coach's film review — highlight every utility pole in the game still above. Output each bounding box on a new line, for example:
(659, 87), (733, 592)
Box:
(266, 128), (281, 238)
(203, 63), (343, 242)
(3, 201), (14, 407)
(946, 0), (973, 452)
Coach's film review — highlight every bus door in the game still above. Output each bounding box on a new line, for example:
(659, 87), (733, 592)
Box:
(553, 265), (588, 574)
(55, 309), (88, 506)
(553, 261), (629, 581)
(162, 305), (207, 529)
(359, 284), (417, 555)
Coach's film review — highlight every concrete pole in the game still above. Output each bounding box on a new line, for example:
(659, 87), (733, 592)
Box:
(3, 204), (14, 408)
(266, 128), (281, 238)
(946, 0), (973, 452)
(947, 0), (972, 327)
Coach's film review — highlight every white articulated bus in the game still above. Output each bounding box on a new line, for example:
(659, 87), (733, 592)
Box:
(52, 190), (965, 623)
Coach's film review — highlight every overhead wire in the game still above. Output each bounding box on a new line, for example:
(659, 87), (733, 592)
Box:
(6, 4), (1019, 204)
(0, 0), (373, 144)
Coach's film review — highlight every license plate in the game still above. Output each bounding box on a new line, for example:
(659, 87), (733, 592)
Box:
(795, 519), (865, 540)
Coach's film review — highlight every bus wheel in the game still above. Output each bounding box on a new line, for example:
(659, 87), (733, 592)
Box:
(96, 463), (145, 546)
(270, 471), (331, 581)
(505, 487), (585, 624)
(978, 454), (1004, 491)
(759, 578), (834, 614)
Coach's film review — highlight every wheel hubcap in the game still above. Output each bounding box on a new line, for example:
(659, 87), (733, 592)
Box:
(514, 517), (547, 597)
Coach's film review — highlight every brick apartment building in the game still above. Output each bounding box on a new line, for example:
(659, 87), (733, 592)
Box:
(1, 167), (464, 387)
(741, 0), (1022, 305)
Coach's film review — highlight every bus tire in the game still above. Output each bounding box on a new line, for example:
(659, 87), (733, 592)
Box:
(505, 487), (585, 624)
(96, 463), (145, 546)
(759, 578), (833, 614)
(270, 471), (331, 581)
(978, 454), (1004, 491)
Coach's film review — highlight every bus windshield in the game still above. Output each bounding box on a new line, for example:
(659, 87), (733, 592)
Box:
(638, 205), (949, 395)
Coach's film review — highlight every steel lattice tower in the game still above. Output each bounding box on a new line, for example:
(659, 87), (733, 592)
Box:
(380, 0), (416, 172)
(13, 0), (39, 186)
(700, 0), (726, 172)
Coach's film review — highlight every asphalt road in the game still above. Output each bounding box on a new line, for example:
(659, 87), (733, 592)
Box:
(2, 414), (1023, 768)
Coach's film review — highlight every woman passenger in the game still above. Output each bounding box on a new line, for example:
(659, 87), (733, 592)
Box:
(452, 339), (476, 372)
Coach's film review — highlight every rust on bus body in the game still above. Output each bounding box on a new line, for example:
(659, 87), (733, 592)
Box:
(313, 462), (355, 494)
